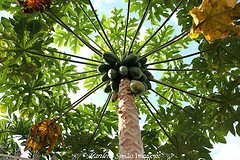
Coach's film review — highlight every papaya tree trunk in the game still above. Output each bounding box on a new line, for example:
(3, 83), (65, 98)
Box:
(118, 77), (145, 160)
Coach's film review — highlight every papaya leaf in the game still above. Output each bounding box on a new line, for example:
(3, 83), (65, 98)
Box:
(189, 0), (240, 43)
(24, 118), (65, 155)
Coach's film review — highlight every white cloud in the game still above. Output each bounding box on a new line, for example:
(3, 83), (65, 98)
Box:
(0, 11), (12, 18)
(211, 133), (240, 160)
(68, 81), (106, 108)
(167, 11), (182, 34)
(139, 26), (148, 42)
(169, 12), (178, 26)
(93, 0), (115, 14)
(67, 46), (94, 103)
(77, 46), (94, 59)
(94, 0), (115, 6)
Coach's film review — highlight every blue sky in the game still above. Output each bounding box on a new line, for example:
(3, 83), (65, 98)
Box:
(0, 0), (240, 159)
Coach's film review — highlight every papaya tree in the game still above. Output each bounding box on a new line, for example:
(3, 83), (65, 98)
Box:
(0, 0), (240, 159)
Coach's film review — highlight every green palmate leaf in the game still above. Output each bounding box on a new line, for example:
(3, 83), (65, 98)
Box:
(220, 37), (240, 60)
(0, 0), (19, 13)
(52, 2), (95, 54)
(163, 0), (173, 8)
(129, 0), (170, 25)
(1, 17), (12, 32)
(27, 20), (42, 40)
(14, 17), (27, 42)
(71, 38), (81, 54)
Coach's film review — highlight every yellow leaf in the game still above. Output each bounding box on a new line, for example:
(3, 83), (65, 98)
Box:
(24, 139), (36, 151)
(189, 0), (240, 43)
(0, 40), (5, 48)
(24, 118), (65, 155)
(227, 0), (238, 8)
(0, 104), (7, 114)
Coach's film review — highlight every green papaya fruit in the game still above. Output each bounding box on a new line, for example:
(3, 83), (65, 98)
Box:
(102, 52), (120, 67)
(139, 72), (147, 82)
(122, 54), (139, 66)
(128, 67), (142, 79)
(138, 56), (148, 65)
(141, 68), (154, 80)
(110, 78), (120, 92)
(108, 69), (118, 79)
(130, 80), (145, 95)
(104, 84), (111, 93)
(101, 73), (110, 82)
(119, 66), (128, 77)
(97, 63), (111, 74)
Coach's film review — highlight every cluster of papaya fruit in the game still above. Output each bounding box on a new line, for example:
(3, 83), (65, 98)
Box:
(98, 51), (153, 95)
(17, 0), (52, 14)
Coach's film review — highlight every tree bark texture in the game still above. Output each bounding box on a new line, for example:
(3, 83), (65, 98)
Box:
(118, 77), (145, 160)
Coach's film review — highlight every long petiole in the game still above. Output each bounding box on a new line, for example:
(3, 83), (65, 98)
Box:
(44, 6), (103, 57)
(88, 93), (112, 146)
(147, 68), (208, 71)
(142, 94), (167, 123)
(145, 45), (218, 66)
(34, 74), (101, 90)
(78, 3), (111, 53)
(80, 31), (106, 52)
(64, 70), (97, 76)
(128, 0), (152, 53)
(151, 79), (227, 104)
(136, 0), (183, 55)
(25, 50), (98, 66)
(139, 96), (178, 149)
(51, 82), (106, 124)
(45, 48), (102, 63)
(150, 90), (196, 116)
(140, 31), (189, 60)
(88, 0), (116, 55)
(123, 0), (131, 55)
(47, 10), (104, 52)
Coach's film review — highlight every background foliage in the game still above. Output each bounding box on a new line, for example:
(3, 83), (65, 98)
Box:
(0, 0), (239, 159)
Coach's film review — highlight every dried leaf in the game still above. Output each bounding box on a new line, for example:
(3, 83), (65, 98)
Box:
(17, 0), (52, 14)
(24, 118), (65, 155)
(24, 138), (36, 151)
(227, 0), (238, 8)
(189, 0), (240, 43)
